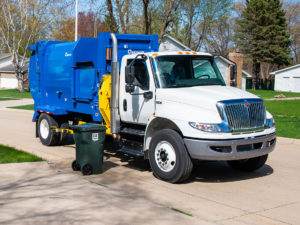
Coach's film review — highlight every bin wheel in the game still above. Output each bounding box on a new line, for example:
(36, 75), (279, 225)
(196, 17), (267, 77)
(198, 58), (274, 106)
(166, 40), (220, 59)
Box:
(72, 160), (80, 171)
(82, 164), (93, 176)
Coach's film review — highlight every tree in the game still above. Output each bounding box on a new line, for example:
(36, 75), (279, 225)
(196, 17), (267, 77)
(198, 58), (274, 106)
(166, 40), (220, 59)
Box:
(0, 0), (71, 92)
(53, 12), (108, 41)
(0, 0), (45, 92)
(142, 0), (151, 34)
(236, 0), (291, 89)
(284, 1), (300, 64)
(203, 15), (233, 56)
(105, 0), (119, 33)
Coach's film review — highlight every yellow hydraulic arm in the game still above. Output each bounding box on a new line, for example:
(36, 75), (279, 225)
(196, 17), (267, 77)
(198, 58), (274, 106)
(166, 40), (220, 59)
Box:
(98, 74), (112, 135)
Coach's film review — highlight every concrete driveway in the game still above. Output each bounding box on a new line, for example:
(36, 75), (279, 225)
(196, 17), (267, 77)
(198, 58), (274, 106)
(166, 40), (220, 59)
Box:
(0, 100), (299, 224)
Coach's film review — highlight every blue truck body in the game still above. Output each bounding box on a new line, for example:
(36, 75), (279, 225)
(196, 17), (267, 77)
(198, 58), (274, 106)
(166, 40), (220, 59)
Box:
(29, 33), (159, 122)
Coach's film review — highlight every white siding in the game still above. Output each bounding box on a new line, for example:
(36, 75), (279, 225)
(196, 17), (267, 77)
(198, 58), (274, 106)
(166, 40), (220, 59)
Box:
(242, 76), (246, 90)
(215, 58), (229, 85)
(274, 67), (300, 93)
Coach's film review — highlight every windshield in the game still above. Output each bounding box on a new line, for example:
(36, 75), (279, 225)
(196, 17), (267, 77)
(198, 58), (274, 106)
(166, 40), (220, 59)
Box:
(151, 55), (225, 88)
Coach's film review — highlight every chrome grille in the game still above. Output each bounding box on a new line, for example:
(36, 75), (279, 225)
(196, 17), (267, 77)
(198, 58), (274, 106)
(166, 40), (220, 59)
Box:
(218, 99), (266, 131)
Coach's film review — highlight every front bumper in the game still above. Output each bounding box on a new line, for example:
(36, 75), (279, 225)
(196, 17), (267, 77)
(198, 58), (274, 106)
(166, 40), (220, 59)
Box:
(184, 132), (276, 161)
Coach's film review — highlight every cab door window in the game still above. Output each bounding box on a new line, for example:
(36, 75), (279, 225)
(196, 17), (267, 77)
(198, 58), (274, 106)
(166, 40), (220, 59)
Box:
(127, 60), (149, 90)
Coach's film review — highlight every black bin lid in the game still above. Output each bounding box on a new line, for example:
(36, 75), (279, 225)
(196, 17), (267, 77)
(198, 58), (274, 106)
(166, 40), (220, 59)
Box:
(70, 123), (107, 132)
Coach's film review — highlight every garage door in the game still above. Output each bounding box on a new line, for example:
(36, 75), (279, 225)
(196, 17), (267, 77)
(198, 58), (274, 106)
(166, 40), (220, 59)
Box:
(293, 76), (300, 93)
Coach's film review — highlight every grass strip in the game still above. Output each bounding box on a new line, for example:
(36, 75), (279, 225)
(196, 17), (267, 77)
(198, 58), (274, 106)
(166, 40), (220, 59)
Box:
(0, 144), (43, 164)
(264, 100), (300, 117)
(0, 97), (19, 101)
(0, 89), (32, 99)
(247, 89), (300, 99)
(273, 116), (300, 139)
(8, 104), (34, 110)
(171, 208), (193, 217)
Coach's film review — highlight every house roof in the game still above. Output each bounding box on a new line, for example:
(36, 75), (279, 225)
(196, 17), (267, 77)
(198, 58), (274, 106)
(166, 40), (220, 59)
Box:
(160, 35), (192, 51)
(0, 53), (11, 60)
(0, 59), (29, 73)
(242, 70), (252, 78)
(215, 55), (235, 65)
(270, 64), (300, 75)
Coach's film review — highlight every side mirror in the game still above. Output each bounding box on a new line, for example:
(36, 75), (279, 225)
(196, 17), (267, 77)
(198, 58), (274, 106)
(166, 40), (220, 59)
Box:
(125, 65), (135, 84)
(143, 91), (153, 99)
(125, 84), (135, 93)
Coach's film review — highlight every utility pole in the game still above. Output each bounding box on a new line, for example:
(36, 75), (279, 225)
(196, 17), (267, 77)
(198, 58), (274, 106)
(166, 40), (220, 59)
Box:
(75, 0), (78, 41)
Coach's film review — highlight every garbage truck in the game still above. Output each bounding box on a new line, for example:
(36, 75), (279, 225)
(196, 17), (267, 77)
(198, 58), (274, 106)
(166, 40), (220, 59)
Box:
(28, 32), (276, 183)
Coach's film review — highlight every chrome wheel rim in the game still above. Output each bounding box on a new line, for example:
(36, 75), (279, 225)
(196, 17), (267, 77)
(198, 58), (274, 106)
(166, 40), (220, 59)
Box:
(154, 141), (176, 172)
(40, 119), (50, 139)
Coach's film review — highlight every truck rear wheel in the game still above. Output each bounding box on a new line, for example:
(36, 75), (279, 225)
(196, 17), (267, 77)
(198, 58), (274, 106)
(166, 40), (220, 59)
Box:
(38, 114), (59, 146)
(227, 154), (268, 172)
(149, 129), (193, 183)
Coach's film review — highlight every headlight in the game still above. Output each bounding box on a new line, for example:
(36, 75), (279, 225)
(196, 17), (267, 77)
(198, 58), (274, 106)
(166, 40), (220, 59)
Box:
(266, 117), (275, 128)
(189, 122), (229, 133)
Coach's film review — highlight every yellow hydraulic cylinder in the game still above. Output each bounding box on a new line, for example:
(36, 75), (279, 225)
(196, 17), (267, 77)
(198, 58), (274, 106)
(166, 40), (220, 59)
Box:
(98, 75), (112, 135)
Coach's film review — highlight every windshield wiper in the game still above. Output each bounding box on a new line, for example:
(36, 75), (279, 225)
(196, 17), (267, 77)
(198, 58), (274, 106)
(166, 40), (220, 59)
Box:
(167, 84), (188, 88)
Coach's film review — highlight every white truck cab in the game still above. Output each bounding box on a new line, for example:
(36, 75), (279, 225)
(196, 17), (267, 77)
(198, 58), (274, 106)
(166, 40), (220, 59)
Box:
(119, 51), (276, 183)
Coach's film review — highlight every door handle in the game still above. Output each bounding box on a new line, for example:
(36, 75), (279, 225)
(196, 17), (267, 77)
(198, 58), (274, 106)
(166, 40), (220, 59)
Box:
(123, 99), (127, 111)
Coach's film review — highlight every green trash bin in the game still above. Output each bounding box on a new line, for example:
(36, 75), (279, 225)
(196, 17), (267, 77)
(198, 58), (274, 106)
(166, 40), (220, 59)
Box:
(70, 123), (106, 175)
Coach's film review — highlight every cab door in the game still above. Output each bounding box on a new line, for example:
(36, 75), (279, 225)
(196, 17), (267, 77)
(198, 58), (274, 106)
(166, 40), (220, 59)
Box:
(119, 56), (155, 125)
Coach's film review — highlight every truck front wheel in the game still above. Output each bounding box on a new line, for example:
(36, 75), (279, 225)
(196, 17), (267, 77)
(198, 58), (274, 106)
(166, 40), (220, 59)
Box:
(227, 154), (268, 172)
(149, 129), (193, 183)
(38, 114), (59, 146)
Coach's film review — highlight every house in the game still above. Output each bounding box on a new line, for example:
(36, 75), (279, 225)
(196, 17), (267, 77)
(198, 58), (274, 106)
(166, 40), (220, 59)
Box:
(159, 35), (192, 52)
(270, 64), (300, 93)
(242, 70), (252, 90)
(159, 36), (250, 90)
(0, 54), (29, 89)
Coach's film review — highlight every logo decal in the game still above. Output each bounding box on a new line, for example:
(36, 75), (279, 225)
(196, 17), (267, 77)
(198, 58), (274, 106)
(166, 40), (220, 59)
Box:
(245, 101), (249, 107)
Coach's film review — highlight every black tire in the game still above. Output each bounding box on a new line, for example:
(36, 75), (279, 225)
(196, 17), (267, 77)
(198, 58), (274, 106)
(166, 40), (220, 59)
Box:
(149, 129), (193, 183)
(72, 160), (80, 171)
(59, 122), (71, 145)
(37, 113), (59, 146)
(82, 164), (93, 176)
(227, 154), (268, 172)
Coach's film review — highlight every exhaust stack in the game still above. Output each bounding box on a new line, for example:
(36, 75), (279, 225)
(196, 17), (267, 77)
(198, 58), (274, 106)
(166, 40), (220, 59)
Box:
(110, 33), (120, 137)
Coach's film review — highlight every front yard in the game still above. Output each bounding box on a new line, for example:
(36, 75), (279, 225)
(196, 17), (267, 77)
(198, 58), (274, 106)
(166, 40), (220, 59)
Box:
(264, 100), (300, 139)
(0, 144), (43, 164)
(247, 89), (300, 99)
(0, 88), (32, 99)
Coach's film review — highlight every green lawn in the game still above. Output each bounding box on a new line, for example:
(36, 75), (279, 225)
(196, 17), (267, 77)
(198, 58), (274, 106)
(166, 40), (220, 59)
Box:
(0, 144), (43, 164)
(265, 100), (300, 139)
(0, 89), (32, 99)
(0, 97), (19, 101)
(247, 89), (300, 99)
(8, 104), (34, 110)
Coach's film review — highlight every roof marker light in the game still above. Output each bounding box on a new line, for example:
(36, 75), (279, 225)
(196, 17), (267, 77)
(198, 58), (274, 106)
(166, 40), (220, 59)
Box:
(178, 52), (183, 54)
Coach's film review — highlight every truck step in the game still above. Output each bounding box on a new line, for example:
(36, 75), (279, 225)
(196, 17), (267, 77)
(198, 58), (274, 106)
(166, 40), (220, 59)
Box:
(118, 147), (144, 157)
(120, 127), (145, 137)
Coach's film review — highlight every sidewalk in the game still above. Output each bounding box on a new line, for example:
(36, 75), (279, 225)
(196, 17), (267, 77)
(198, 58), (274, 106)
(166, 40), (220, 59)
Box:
(264, 97), (300, 101)
(0, 162), (206, 225)
(0, 98), (33, 109)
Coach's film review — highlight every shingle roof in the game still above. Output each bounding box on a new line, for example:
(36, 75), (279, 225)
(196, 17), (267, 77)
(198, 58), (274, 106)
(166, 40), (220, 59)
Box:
(270, 64), (300, 75)
(0, 60), (29, 73)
